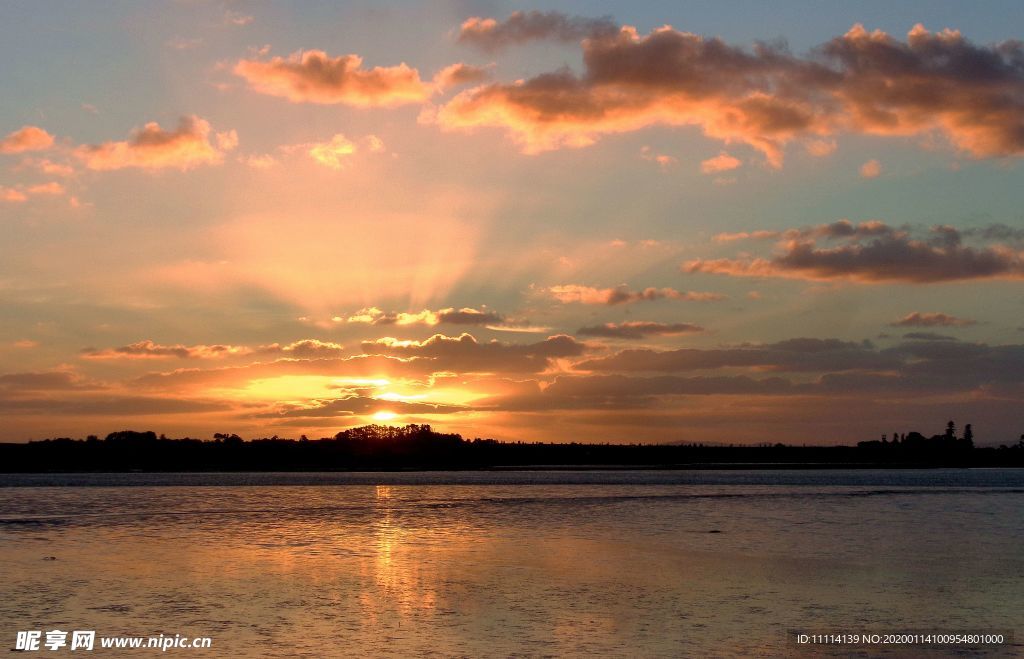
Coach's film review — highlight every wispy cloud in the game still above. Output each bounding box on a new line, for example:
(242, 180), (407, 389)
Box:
(548, 284), (725, 305)
(576, 321), (704, 339)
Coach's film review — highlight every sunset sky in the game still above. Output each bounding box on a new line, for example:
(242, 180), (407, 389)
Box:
(2, 1), (1023, 444)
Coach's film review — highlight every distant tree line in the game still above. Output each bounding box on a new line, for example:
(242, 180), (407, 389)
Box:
(2, 422), (1023, 472)
(857, 420), (979, 455)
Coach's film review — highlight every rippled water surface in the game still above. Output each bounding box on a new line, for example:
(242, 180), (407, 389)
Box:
(2, 470), (1022, 657)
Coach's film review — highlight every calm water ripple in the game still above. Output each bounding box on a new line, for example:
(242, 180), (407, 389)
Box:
(2, 469), (1022, 657)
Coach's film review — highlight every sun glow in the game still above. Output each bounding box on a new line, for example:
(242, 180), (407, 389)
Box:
(372, 411), (399, 422)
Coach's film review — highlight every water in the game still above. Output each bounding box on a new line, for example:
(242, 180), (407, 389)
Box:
(2, 470), (1022, 657)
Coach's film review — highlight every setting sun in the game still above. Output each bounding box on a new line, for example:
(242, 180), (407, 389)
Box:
(372, 411), (399, 423)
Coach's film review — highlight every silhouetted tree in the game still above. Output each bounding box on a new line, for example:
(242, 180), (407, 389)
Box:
(105, 430), (157, 443)
(963, 424), (974, 449)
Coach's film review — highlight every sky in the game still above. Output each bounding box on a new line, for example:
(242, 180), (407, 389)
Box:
(1, 1), (1023, 445)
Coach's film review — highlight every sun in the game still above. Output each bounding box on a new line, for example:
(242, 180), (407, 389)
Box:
(372, 411), (399, 422)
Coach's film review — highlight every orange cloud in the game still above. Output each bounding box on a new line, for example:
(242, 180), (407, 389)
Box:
(234, 50), (432, 106)
(548, 284), (725, 305)
(700, 151), (741, 173)
(344, 306), (504, 326)
(435, 21), (1024, 163)
(75, 116), (236, 171)
(277, 133), (385, 169)
(25, 158), (75, 177)
(713, 230), (779, 242)
(0, 125), (55, 154)
(640, 146), (677, 169)
(435, 26), (827, 162)
(26, 182), (65, 196)
(1, 181), (66, 202)
(860, 158), (882, 178)
(1, 186), (27, 203)
(307, 134), (356, 169)
(433, 63), (491, 90)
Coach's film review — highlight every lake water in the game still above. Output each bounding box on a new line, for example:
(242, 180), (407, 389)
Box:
(2, 470), (1022, 657)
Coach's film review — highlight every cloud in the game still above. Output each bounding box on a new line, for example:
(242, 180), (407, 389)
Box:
(700, 151), (741, 173)
(548, 284), (725, 305)
(254, 395), (467, 419)
(257, 340), (347, 359)
(307, 134), (356, 169)
(433, 63), (491, 89)
(344, 306), (504, 326)
(544, 373), (794, 399)
(965, 223), (1024, 244)
(80, 339), (344, 361)
(806, 139), (837, 156)
(234, 50), (432, 106)
(81, 340), (251, 360)
(860, 158), (881, 178)
(823, 24), (1024, 158)
(564, 337), (1024, 403)
(241, 153), (278, 169)
(0, 125), (54, 154)
(713, 230), (781, 243)
(1, 186), (27, 203)
(891, 312), (976, 327)
(685, 221), (1024, 283)
(640, 146), (677, 169)
(903, 331), (958, 341)
(712, 220), (896, 244)
(578, 338), (897, 373)
(225, 10), (253, 26)
(0, 370), (92, 391)
(438, 308), (505, 325)
(362, 332), (586, 374)
(435, 22), (1024, 162)
(133, 354), (428, 391)
(1, 181), (66, 203)
(24, 158), (75, 177)
(167, 36), (202, 50)
(457, 11), (618, 51)
(0, 395), (231, 416)
(75, 116), (236, 171)
(279, 133), (385, 169)
(26, 182), (65, 196)
(576, 321), (704, 339)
